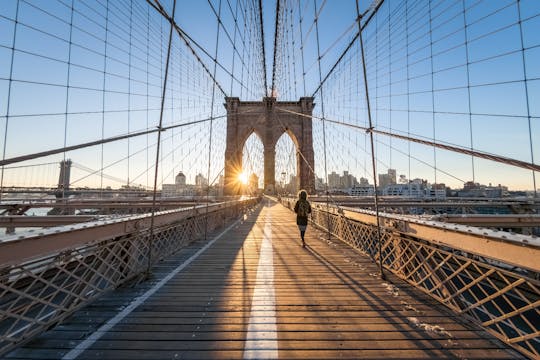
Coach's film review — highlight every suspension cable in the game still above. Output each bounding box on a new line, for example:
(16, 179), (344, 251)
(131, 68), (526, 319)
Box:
(100, 0), (110, 197)
(0, 115), (224, 167)
(277, 107), (540, 174)
(258, 0), (269, 95)
(298, 0), (307, 95)
(205, 0), (222, 241)
(517, 1), (537, 198)
(355, 0), (385, 280)
(311, 0), (386, 97)
(146, 0), (228, 97)
(313, 0), (332, 241)
(147, 0), (177, 274)
(271, 0), (281, 95)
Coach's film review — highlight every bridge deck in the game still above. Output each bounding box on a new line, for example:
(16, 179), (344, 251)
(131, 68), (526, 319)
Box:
(6, 199), (522, 359)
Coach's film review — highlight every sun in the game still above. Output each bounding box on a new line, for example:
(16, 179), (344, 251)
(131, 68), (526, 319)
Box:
(238, 172), (249, 185)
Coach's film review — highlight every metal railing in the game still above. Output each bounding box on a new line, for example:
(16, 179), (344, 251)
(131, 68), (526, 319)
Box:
(0, 198), (259, 356)
(280, 197), (540, 359)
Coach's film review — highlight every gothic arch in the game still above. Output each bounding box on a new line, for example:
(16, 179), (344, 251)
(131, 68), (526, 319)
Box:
(274, 131), (299, 193)
(224, 97), (315, 195)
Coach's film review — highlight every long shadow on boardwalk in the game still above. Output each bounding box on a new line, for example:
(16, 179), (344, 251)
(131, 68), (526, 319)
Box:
(302, 244), (456, 359)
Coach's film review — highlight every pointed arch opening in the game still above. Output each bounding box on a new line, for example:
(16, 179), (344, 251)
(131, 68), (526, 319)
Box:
(241, 132), (264, 194)
(275, 131), (298, 196)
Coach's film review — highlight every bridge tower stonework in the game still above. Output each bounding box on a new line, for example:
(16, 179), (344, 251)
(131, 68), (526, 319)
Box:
(224, 97), (315, 195)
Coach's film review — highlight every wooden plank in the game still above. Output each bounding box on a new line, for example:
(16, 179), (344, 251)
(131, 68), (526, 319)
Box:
(7, 348), (519, 360)
(23, 338), (508, 351)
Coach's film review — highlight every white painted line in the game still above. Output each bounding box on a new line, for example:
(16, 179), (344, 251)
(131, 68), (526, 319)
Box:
(243, 213), (278, 359)
(62, 218), (242, 360)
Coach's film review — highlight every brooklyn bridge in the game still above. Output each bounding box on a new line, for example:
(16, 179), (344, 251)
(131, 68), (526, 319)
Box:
(0, 0), (539, 358)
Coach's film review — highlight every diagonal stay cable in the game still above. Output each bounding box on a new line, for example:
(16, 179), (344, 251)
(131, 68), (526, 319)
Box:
(0, 116), (225, 167)
(311, 0), (386, 97)
(146, 0), (228, 97)
(276, 107), (540, 174)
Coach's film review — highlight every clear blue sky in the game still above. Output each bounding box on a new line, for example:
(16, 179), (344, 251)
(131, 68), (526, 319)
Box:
(0, 0), (539, 191)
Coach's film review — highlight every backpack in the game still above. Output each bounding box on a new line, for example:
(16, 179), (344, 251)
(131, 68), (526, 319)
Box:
(297, 200), (309, 217)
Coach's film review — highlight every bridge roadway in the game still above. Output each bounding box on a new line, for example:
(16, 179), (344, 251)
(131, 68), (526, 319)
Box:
(5, 198), (522, 359)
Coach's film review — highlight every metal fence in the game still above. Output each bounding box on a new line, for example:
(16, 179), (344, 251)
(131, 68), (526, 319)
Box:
(0, 198), (259, 356)
(281, 197), (539, 359)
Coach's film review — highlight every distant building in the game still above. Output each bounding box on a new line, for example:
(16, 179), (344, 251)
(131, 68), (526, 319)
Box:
(286, 174), (298, 194)
(348, 184), (375, 196)
(315, 177), (325, 191)
(382, 180), (446, 199)
(378, 169), (396, 189)
(458, 182), (508, 198)
(195, 173), (208, 188)
(383, 183), (424, 198)
(175, 172), (186, 186)
(341, 171), (357, 189)
(327, 171), (358, 190)
(161, 171), (196, 197)
(328, 171), (340, 189)
(162, 184), (177, 197)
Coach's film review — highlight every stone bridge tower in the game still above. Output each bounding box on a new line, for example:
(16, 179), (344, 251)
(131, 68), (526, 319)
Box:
(224, 97), (315, 195)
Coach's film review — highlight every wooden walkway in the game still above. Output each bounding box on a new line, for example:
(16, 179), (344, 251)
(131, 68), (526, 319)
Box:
(6, 198), (523, 359)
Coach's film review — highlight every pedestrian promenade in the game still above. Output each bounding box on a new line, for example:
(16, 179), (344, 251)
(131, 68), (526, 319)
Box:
(6, 198), (522, 359)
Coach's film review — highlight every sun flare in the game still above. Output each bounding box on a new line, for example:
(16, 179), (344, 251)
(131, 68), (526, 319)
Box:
(238, 172), (249, 185)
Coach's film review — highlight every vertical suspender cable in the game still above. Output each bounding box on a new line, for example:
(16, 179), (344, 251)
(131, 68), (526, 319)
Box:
(240, 4), (247, 99)
(355, 0), (385, 280)
(61, 0), (75, 202)
(205, 0), (222, 241)
(230, 0), (239, 95)
(428, 1), (437, 187)
(406, 0), (411, 196)
(313, 0), (330, 239)
(462, 0), (475, 183)
(517, 1), (537, 198)
(127, 0), (133, 187)
(146, 6), (150, 189)
(290, 7), (298, 99)
(147, 0), (177, 274)
(258, 0), (269, 95)
(100, 0), (110, 198)
(0, 0), (20, 202)
(298, 0), (307, 95)
(271, 0), (281, 95)
(387, 3), (392, 171)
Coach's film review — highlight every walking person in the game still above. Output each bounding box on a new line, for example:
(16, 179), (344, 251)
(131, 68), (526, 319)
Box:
(294, 190), (312, 247)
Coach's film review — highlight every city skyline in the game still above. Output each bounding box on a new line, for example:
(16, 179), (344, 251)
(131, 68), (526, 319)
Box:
(0, 1), (538, 195)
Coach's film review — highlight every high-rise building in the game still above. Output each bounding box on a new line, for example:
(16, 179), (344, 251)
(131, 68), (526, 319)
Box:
(378, 169), (397, 189)
(175, 172), (186, 186)
(195, 173), (208, 188)
(328, 171), (340, 189)
(340, 171), (357, 189)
